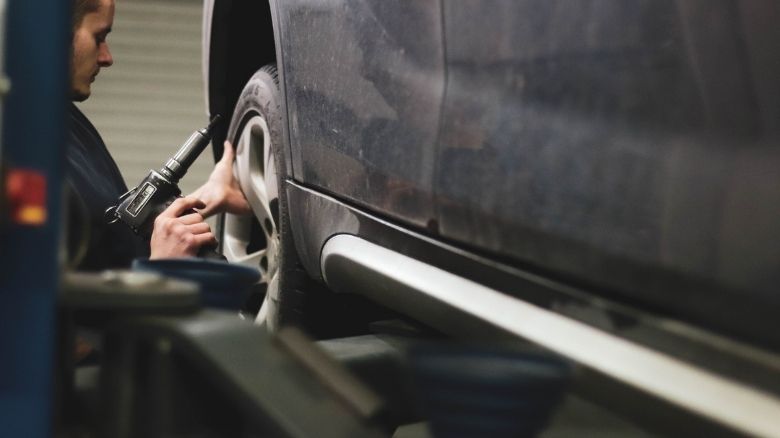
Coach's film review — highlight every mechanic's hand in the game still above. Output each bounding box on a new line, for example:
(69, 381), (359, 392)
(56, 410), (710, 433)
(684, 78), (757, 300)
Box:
(189, 141), (251, 218)
(149, 197), (218, 259)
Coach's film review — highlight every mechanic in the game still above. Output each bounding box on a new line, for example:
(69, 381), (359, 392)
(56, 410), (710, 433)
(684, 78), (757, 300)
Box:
(66, 0), (249, 270)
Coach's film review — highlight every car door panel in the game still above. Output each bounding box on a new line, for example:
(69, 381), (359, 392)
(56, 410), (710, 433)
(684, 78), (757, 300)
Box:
(277, 0), (444, 228)
(435, 0), (780, 346)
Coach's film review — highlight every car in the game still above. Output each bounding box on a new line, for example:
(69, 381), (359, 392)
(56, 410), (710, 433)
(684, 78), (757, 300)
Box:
(202, 0), (780, 434)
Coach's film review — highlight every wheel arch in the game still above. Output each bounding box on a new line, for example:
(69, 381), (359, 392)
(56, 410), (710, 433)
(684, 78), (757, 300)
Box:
(204, 0), (282, 163)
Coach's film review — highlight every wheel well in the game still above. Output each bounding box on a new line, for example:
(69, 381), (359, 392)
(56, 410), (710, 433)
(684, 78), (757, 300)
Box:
(208, 0), (277, 160)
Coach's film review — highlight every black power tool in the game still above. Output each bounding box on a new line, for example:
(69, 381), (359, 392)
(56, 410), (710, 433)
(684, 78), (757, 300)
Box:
(105, 115), (224, 258)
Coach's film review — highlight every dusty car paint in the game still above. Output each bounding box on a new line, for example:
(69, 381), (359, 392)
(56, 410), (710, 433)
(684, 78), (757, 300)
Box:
(434, 1), (780, 347)
(208, 0), (780, 348)
(279, 0), (444, 229)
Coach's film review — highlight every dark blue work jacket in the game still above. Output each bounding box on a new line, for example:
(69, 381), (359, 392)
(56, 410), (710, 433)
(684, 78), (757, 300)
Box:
(65, 103), (148, 270)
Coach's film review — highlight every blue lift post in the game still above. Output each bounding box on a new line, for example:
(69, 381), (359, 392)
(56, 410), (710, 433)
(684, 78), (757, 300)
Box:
(0, 0), (70, 436)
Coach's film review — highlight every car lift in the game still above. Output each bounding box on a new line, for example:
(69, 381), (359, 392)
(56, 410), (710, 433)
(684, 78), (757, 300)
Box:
(0, 0), (69, 436)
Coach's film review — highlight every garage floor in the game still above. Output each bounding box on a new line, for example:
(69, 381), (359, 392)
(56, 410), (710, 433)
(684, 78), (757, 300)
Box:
(393, 395), (654, 437)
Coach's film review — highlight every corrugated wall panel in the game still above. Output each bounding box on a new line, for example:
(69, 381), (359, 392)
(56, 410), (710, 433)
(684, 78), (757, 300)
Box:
(78, 0), (211, 197)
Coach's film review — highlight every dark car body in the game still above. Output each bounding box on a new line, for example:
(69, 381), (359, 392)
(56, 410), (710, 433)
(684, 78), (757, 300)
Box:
(207, 0), (780, 347)
(204, 0), (780, 433)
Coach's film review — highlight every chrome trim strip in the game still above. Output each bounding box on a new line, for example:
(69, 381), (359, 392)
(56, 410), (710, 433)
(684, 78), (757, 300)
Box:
(321, 234), (780, 437)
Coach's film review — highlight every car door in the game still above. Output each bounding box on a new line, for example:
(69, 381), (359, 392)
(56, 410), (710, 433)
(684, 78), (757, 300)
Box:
(434, 0), (780, 347)
(277, 0), (445, 229)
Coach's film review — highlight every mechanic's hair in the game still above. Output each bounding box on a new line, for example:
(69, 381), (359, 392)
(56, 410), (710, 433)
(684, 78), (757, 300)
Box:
(73, 0), (100, 30)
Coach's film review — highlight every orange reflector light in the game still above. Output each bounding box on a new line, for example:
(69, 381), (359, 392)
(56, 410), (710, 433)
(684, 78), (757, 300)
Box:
(6, 168), (47, 226)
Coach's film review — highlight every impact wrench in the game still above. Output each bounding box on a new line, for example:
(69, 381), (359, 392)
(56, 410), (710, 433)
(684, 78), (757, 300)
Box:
(104, 115), (225, 260)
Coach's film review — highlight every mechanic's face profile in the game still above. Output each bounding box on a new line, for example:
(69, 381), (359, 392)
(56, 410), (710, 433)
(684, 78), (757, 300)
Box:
(70, 0), (115, 102)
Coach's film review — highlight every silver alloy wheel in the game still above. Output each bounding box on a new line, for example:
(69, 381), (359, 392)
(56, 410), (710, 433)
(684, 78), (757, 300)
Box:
(222, 114), (279, 325)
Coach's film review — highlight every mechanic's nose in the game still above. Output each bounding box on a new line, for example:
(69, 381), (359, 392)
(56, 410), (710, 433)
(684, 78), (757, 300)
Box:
(99, 43), (113, 67)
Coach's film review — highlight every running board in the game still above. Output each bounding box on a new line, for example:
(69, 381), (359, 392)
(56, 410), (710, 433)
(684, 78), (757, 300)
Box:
(320, 234), (780, 437)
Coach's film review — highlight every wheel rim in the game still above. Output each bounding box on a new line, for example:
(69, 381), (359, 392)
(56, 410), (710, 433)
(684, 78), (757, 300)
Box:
(222, 114), (279, 325)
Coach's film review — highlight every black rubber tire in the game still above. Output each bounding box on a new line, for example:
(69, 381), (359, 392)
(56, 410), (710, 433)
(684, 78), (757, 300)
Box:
(223, 65), (396, 338)
(223, 65), (307, 330)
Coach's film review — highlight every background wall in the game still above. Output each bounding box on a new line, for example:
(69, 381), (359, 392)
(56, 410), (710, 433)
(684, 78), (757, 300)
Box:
(78, 0), (211, 196)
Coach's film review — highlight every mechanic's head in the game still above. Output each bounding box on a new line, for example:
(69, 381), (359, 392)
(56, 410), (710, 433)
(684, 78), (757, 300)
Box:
(70, 0), (114, 102)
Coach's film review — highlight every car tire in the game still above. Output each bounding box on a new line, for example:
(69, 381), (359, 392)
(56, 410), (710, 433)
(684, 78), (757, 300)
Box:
(221, 65), (387, 337)
(221, 65), (306, 331)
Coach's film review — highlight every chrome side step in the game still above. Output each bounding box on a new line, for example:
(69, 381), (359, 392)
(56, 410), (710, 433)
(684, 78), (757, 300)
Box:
(321, 234), (780, 437)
